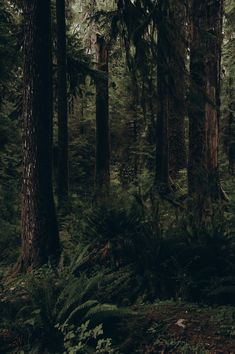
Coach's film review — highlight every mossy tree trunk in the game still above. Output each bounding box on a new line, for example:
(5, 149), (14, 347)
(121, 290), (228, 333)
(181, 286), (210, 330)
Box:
(18, 0), (60, 272)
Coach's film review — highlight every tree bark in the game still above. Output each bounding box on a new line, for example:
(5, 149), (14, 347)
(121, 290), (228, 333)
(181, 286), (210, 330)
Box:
(168, 0), (187, 177)
(188, 0), (223, 219)
(95, 35), (110, 196)
(18, 0), (60, 271)
(56, 0), (69, 206)
(155, 0), (171, 193)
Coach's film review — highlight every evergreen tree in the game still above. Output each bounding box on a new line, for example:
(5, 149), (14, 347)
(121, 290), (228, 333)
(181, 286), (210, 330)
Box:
(95, 35), (110, 196)
(155, 0), (171, 193)
(188, 0), (224, 220)
(222, 0), (235, 174)
(17, 0), (60, 271)
(56, 0), (69, 206)
(168, 0), (187, 177)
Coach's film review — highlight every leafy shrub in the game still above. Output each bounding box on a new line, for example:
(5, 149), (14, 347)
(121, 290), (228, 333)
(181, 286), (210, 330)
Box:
(0, 266), (131, 353)
(64, 194), (235, 303)
(57, 320), (118, 354)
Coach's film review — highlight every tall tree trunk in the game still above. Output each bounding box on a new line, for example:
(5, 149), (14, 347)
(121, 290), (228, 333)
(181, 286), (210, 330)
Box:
(227, 77), (235, 174)
(56, 0), (68, 206)
(155, 0), (171, 193)
(95, 35), (110, 196)
(188, 0), (223, 220)
(168, 0), (187, 177)
(18, 0), (59, 272)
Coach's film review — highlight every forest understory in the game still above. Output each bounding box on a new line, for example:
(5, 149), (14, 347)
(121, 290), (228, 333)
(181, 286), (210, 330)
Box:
(0, 0), (235, 353)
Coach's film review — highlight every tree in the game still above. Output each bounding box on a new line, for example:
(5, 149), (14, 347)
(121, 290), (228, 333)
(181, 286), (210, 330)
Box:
(56, 0), (69, 206)
(155, 0), (171, 193)
(95, 35), (110, 196)
(222, 0), (235, 174)
(168, 0), (187, 177)
(188, 0), (223, 220)
(18, 0), (59, 271)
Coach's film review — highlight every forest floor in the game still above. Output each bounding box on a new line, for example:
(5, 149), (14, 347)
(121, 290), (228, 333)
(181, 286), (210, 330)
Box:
(118, 301), (235, 354)
(0, 261), (235, 354)
(2, 298), (235, 353)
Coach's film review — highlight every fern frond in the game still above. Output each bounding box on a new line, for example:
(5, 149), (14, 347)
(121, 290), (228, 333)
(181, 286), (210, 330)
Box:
(83, 304), (133, 325)
(64, 300), (99, 325)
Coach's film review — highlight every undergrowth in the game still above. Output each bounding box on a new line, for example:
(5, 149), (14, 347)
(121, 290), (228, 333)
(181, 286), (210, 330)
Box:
(1, 192), (235, 353)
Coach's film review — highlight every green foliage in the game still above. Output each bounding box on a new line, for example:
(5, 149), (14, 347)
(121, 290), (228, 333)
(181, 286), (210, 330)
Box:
(0, 103), (21, 265)
(69, 115), (95, 196)
(57, 321), (117, 354)
(0, 266), (130, 353)
(67, 30), (93, 97)
(143, 335), (208, 354)
(58, 192), (235, 305)
(0, 1), (21, 266)
(1, 0), (235, 352)
(0, 0), (20, 100)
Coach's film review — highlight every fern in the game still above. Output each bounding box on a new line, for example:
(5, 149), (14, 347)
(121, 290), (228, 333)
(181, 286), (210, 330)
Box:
(64, 300), (99, 325)
(70, 243), (91, 274)
(83, 303), (132, 325)
(57, 272), (103, 323)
